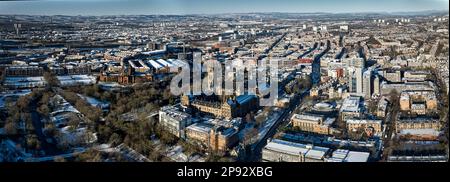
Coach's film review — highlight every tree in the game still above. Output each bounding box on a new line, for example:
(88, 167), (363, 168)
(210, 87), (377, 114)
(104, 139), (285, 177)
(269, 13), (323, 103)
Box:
(148, 149), (162, 161)
(108, 133), (122, 146)
(4, 121), (18, 135)
(37, 104), (50, 118)
(84, 106), (102, 123)
(44, 123), (57, 137)
(242, 127), (258, 147)
(367, 100), (378, 114)
(389, 89), (399, 103)
(255, 114), (266, 126)
(66, 113), (80, 129)
(54, 156), (67, 162)
(56, 140), (71, 152)
(299, 76), (312, 91)
(97, 125), (112, 143)
(389, 89), (400, 113)
(44, 71), (60, 88)
(26, 135), (41, 151)
(179, 140), (200, 157)
(16, 96), (31, 112)
(75, 149), (103, 162)
(206, 151), (232, 162)
(157, 124), (178, 145)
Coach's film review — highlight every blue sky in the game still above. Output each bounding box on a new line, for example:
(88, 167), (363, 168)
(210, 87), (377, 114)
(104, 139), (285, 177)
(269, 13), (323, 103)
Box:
(0, 0), (448, 15)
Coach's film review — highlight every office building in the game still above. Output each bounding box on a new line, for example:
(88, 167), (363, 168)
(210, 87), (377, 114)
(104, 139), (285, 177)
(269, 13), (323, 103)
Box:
(373, 75), (381, 95)
(363, 70), (372, 99)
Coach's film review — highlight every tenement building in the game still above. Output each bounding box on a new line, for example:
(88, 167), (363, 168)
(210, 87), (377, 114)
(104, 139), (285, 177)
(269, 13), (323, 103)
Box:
(395, 117), (440, 131)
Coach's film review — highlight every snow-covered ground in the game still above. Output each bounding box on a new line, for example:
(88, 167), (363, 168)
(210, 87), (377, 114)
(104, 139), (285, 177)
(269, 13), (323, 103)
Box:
(165, 145), (206, 162)
(0, 89), (32, 109)
(24, 147), (87, 162)
(57, 75), (96, 86)
(166, 145), (188, 162)
(57, 126), (97, 145)
(3, 76), (47, 89)
(0, 139), (33, 162)
(50, 95), (81, 116)
(77, 94), (110, 109)
(98, 82), (126, 91)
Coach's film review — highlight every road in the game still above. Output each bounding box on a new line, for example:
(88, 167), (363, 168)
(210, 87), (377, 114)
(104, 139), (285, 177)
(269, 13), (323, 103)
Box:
(380, 98), (399, 161)
(263, 33), (288, 55)
(248, 89), (310, 161)
(30, 101), (59, 156)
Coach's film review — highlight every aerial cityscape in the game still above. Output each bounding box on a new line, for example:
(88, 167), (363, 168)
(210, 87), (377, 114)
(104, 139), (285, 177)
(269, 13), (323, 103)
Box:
(0, 0), (449, 163)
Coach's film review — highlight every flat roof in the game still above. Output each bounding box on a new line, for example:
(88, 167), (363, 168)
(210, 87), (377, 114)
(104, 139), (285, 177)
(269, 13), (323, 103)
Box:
(264, 139), (329, 158)
(292, 113), (324, 123)
(344, 151), (370, 162)
(265, 139), (309, 156)
(340, 96), (361, 113)
(399, 129), (441, 136)
(346, 119), (382, 125)
(147, 60), (164, 69)
(186, 123), (213, 134)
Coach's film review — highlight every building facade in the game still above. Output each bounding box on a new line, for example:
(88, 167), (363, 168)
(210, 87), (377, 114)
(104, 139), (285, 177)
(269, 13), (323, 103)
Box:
(290, 113), (334, 135)
(185, 95), (258, 119)
(185, 122), (239, 152)
(396, 117), (440, 131)
(399, 91), (437, 114)
(346, 119), (382, 136)
(159, 106), (192, 138)
(262, 139), (329, 162)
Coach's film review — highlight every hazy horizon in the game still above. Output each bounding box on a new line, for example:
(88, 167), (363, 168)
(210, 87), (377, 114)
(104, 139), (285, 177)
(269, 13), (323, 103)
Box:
(0, 0), (449, 16)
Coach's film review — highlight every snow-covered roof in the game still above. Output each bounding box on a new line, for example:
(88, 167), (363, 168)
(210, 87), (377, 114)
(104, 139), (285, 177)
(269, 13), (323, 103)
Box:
(57, 75), (96, 86)
(264, 139), (329, 159)
(147, 60), (163, 69)
(186, 123), (213, 134)
(344, 151), (370, 162)
(399, 129), (441, 136)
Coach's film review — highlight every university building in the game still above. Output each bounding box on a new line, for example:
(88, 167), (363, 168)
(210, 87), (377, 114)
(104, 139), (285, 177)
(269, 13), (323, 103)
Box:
(98, 66), (152, 84)
(159, 106), (192, 138)
(182, 94), (259, 119)
(399, 91), (437, 115)
(262, 139), (330, 162)
(4, 66), (44, 77)
(185, 123), (239, 152)
(346, 119), (383, 136)
(290, 113), (335, 135)
(396, 117), (440, 131)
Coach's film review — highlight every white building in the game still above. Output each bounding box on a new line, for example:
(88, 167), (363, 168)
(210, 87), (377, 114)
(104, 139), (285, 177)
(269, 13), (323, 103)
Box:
(159, 106), (192, 138)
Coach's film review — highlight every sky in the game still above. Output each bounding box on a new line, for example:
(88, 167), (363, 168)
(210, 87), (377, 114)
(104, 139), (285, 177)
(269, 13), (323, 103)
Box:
(0, 0), (448, 16)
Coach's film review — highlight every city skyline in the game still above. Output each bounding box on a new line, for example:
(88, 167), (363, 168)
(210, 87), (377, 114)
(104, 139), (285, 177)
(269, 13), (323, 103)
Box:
(0, 0), (448, 16)
(0, 0), (449, 166)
